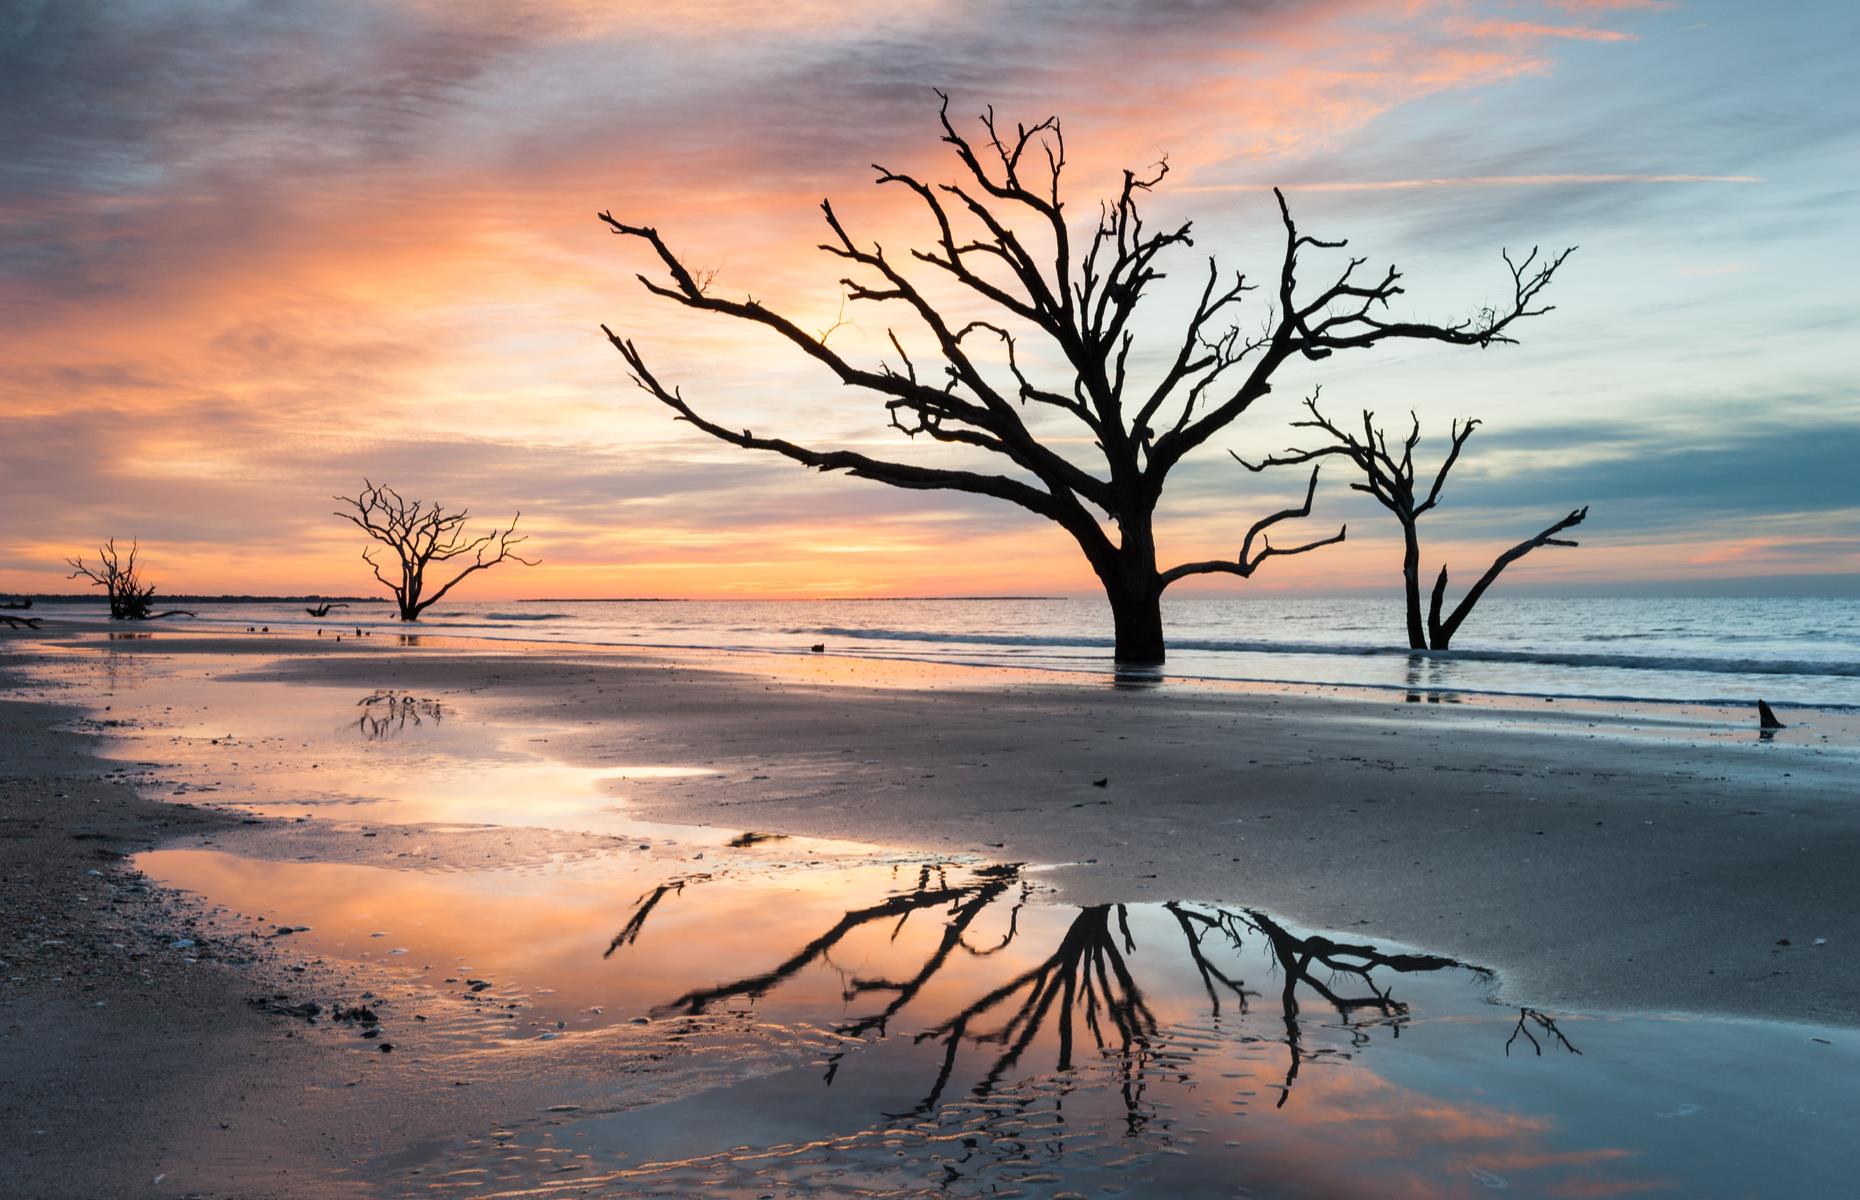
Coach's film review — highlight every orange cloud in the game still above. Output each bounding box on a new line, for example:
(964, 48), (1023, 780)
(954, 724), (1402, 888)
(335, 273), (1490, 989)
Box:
(1459, 20), (1639, 41)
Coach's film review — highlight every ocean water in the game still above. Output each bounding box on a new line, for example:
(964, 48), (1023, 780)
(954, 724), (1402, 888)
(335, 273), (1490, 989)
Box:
(22, 593), (1860, 708)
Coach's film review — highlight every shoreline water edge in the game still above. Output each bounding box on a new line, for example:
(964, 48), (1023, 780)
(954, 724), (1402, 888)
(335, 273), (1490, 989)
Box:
(15, 593), (1860, 709)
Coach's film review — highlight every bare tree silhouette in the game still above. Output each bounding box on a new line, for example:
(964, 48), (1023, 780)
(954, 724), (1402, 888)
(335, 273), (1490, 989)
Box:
(601, 94), (1571, 663)
(334, 481), (537, 621)
(1238, 395), (1588, 648)
(65, 540), (194, 621)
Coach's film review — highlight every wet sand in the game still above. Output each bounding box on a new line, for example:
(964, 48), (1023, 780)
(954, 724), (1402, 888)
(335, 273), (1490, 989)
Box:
(14, 628), (1859, 1023)
(0, 645), (835, 1198)
(3, 627), (1857, 1196)
(206, 629), (1860, 1025)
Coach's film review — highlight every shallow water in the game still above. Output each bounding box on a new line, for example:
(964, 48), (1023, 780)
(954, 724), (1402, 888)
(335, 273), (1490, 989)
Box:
(22, 639), (1860, 1197)
(25, 593), (1860, 706)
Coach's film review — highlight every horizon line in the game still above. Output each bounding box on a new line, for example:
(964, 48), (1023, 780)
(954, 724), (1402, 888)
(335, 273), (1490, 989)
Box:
(12, 583), (1860, 604)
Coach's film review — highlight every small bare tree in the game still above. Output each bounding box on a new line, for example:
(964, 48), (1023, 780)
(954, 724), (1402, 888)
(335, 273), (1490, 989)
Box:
(1237, 395), (1588, 649)
(601, 93), (1571, 664)
(66, 539), (194, 621)
(334, 481), (537, 621)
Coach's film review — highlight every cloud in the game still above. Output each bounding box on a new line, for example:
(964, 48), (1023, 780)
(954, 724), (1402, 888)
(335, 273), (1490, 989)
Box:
(1545, 0), (1676, 10)
(1457, 21), (1639, 42)
(1, 0), (1853, 596)
(1182, 173), (1760, 192)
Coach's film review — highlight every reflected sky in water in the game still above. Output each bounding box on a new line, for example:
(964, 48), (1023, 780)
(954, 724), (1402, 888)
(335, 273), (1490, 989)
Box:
(134, 847), (1858, 1199)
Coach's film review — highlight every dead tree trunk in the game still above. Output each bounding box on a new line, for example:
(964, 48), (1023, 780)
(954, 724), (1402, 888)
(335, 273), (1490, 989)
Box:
(334, 482), (538, 621)
(1238, 397), (1588, 651)
(1399, 520), (1425, 650)
(1108, 579), (1165, 667)
(601, 94), (1570, 665)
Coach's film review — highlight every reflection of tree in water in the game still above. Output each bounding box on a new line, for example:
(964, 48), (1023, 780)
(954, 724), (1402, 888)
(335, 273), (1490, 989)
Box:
(606, 863), (1569, 1127)
(355, 691), (444, 740)
(603, 875), (712, 956)
(1507, 1007), (1582, 1057)
(640, 863), (1024, 1021)
(1174, 903), (1502, 1106)
(1404, 654), (1466, 704)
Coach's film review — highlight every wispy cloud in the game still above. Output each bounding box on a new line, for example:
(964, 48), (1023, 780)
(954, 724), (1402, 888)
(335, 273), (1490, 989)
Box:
(1458, 21), (1640, 42)
(1546, 1), (1678, 10)
(1182, 173), (1760, 193)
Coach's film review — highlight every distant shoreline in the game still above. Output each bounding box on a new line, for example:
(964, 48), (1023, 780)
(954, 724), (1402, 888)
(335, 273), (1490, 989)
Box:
(512, 595), (1067, 603)
(2, 594), (389, 604)
(11, 580), (1860, 602)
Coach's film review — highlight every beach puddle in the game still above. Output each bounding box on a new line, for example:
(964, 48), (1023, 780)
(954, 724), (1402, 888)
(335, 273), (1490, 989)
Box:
(134, 846), (1858, 1199)
(26, 645), (742, 836)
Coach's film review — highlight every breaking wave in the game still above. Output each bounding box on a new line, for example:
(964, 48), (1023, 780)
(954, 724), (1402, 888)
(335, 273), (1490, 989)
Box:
(810, 626), (1860, 680)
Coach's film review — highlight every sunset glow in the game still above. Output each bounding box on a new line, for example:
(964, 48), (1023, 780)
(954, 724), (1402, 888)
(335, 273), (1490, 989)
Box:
(4, 0), (1855, 599)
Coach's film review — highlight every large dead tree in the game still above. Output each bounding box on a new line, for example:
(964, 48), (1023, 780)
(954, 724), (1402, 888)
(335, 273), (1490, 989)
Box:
(65, 539), (194, 621)
(601, 94), (1571, 663)
(334, 481), (537, 621)
(1238, 395), (1587, 649)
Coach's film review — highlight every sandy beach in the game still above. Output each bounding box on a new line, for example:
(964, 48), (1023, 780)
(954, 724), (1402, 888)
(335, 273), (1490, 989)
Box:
(4, 626), (1857, 1197)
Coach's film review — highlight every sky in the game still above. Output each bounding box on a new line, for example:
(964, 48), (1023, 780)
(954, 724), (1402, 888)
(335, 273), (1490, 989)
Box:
(3, 0), (1856, 601)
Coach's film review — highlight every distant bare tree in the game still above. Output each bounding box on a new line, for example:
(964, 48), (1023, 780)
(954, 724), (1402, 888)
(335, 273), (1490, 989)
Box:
(601, 93), (1571, 663)
(334, 481), (537, 621)
(65, 540), (194, 621)
(1237, 395), (1588, 649)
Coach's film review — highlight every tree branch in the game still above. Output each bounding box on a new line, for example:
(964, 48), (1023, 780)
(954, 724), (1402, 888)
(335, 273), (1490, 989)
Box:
(1158, 467), (1345, 588)
(1428, 506), (1589, 648)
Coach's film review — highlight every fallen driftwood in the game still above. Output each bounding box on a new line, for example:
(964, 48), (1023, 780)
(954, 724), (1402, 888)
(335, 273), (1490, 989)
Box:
(0, 614), (42, 630)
